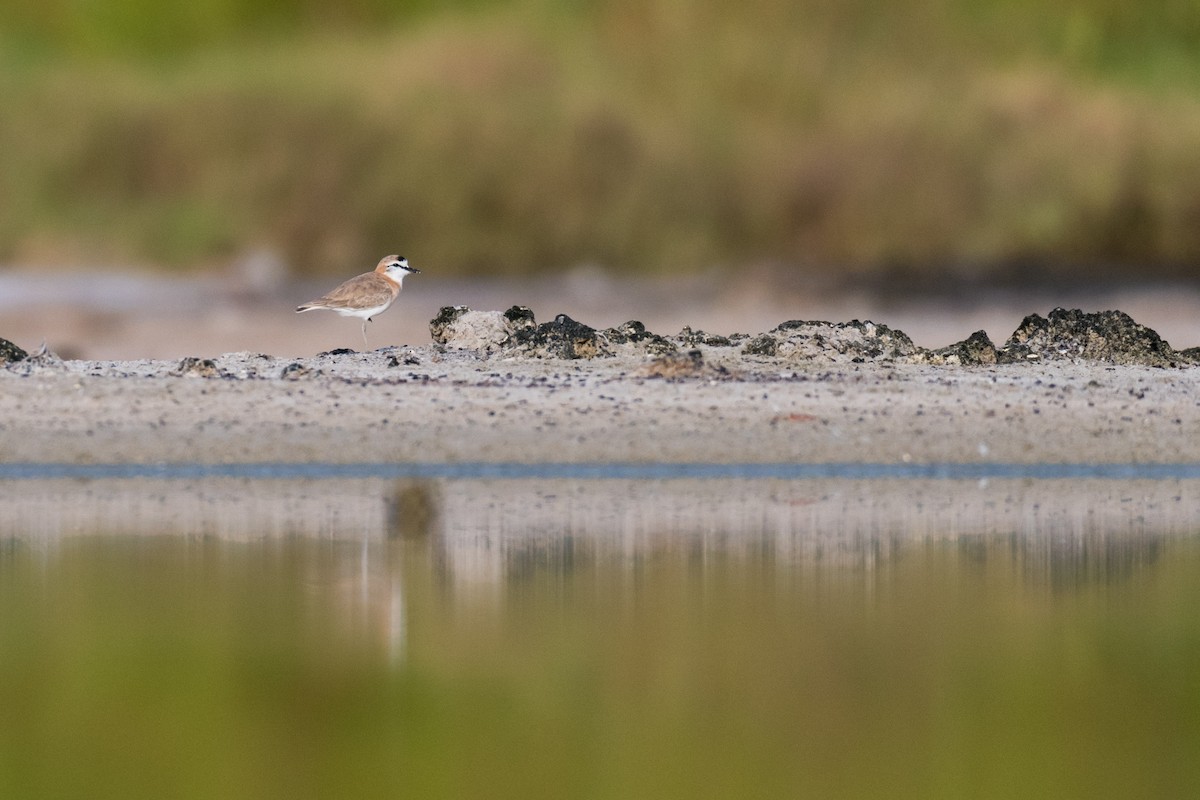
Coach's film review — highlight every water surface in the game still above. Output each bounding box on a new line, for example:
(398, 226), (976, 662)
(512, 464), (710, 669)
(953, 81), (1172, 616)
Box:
(2, 475), (1199, 798)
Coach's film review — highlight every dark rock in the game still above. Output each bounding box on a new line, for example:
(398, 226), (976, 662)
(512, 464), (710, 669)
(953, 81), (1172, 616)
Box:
(676, 325), (733, 347)
(926, 330), (998, 366)
(998, 308), (1181, 366)
(1177, 347), (1200, 365)
(0, 337), (28, 365)
(604, 320), (678, 356)
(515, 313), (612, 359)
(317, 348), (356, 357)
(433, 306), (680, 359)
(605, 320), (649, 343)
(429, 306), (472, 344)
(503, 306), (537, 334)
(742, 334), (779, 357)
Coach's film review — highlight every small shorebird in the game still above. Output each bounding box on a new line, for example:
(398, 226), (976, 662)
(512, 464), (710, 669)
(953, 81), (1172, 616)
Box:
(296, 255), (421, 349)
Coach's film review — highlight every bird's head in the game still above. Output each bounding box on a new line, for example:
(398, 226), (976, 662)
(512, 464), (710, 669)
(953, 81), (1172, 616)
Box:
(380, 255), (421, 281)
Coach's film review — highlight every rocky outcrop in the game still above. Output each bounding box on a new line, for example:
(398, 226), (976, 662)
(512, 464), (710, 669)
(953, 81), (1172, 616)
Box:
(430, 305), (1194, 368)
(514, 312), (614, 359)
(998, 308), (1189, 366)
(432, 306), (680, 359)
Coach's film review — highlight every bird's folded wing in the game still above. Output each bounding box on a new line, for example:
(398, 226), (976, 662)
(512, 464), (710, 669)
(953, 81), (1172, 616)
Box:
(315, 274), (395, 308)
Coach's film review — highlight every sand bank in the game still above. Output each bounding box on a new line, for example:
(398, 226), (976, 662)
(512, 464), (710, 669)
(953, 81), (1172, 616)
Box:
(2, 304), (1199, 466)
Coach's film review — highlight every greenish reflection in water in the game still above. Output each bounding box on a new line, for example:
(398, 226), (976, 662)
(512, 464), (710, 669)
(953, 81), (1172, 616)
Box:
(2, 478), (1200, 799)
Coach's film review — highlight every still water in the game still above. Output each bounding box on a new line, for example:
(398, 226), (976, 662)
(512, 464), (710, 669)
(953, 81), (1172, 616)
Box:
(2, 474), (1200, 798)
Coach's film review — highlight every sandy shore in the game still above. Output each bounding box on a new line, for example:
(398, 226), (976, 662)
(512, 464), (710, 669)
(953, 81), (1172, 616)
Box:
(2, 338), (1198, 466)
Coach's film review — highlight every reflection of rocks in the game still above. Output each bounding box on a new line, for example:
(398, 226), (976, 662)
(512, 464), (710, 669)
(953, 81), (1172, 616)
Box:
(425, 478), (1194, 591)
(1011, 532), (1164, 592)
(0, 337), (27, 365)
(999, 307), (1187, 366)
(4, 475), (1189, 594)
(429, 305), (1198, 367)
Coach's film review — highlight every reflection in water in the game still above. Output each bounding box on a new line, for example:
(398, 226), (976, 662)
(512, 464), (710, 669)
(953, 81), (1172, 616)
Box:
(3, 477), (1200, 797)
(420, 478), (1195, 592)
(3, 476), (1197, 589)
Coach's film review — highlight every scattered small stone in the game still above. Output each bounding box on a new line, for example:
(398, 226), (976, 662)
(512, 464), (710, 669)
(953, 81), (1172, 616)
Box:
(173, 357), (222, 378)
(280, 362), (312, 380)
(385, 352), (422, 368)
(317, 348), (356, 357)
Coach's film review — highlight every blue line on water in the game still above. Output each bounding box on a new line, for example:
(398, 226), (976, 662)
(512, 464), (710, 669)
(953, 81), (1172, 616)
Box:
(3, 462), (1200, 481)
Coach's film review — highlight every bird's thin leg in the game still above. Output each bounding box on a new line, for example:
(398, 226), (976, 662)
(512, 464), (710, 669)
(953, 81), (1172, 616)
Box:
(361, 319), (369, 351)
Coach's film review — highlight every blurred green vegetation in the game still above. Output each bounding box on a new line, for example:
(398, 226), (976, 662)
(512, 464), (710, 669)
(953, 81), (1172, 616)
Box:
(4, 0), (1200, 279)
(2, 533), (1199, 798)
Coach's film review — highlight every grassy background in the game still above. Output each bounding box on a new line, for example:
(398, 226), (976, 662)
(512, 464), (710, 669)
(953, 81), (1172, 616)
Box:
(4, 0), (1200, 280)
